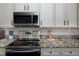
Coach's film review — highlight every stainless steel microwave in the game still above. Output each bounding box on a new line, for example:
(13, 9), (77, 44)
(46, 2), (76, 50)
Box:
(13, 12), (40, 27)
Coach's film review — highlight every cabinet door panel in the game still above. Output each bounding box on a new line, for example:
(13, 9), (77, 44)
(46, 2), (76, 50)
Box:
(67, 3), (77, 27)
(29, 3), (39, 11)
(41, 48), (62, 56)
(0, 48), (5, 56)
(0, 3), (13, 27)
(63, 48), (79, 56)
(40, 3), (55, 27)
(14, 3), (28, 11)
(41, 48), (51, 56)
(55, 3), (66, 27)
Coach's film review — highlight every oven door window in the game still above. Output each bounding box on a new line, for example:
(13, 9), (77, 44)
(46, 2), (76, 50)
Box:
(14, 15), (32, 24)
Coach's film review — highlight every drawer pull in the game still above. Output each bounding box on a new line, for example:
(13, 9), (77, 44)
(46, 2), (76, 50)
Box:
(50, 51), (52, 54)
(70, 51), (72, 54)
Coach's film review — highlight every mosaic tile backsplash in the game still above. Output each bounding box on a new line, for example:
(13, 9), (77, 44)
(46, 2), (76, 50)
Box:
(40, 35), (79, 48)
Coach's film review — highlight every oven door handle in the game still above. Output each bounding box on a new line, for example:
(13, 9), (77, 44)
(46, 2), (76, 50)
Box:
(6, 49), (40, 53)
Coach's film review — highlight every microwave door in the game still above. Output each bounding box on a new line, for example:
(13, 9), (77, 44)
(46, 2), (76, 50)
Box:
(14, 15), (33, 27)
(14, 15), (32, 24)
(14, 15), (26, 24)
(26, 15), (32, 24)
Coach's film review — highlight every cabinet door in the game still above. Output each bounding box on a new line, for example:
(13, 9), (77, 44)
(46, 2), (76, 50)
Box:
(41, 48), (52, 56)
(40, 3), (55, 27)
(63, 48), (79, 56)
(0, 48), (5, 56)
(29, 3), (39, 12)
(0, 3), (13, 27)
(67, 3), (77, 27)
(78, 3), (79, 27)
(14, 3), (28, 12)
(41, 48), (62, 56)
(55, 3), (66, 27)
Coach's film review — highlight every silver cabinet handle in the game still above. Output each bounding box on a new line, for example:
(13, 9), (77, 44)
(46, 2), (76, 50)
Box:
(64, 20), (66, 25)
(27, 5), (29, 10)
(41, 20), (42, 26)
(24, 5), (26, 10)
(67, 20), (69, 25)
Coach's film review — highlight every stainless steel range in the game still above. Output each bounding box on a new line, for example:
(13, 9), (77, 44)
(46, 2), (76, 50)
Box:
(6, 30), (40, 56)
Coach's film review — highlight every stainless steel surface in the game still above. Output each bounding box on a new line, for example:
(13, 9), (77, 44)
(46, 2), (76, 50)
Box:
(6, 38), (40, 56)
(13, 12), (40, 27)
(6, 49), (40, 53)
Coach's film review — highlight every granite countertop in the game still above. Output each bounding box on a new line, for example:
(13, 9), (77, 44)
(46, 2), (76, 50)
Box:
(40, 39), (79, 48)
(40, 35), (79, 48)
(0, 35), (79, 48)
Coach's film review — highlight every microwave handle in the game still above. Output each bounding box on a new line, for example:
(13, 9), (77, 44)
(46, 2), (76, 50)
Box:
(24, 5), (26, 10)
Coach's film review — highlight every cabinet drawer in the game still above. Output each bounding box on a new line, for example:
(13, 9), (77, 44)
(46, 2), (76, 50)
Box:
(41, 48), (62, 56)
(63, 48), (79, 56)
(0, 48), (5, 56)
(41, 48), (52, 56)
(0, 54), (5, 56)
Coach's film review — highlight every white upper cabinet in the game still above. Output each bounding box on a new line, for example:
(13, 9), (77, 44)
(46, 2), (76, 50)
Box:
(39, 3), (55, 27)
(0, 3), (13, 27)
(28, 3), (39, 12)
(55, 3), (77, 27)
(14, 3), (39, 12)
(14, 3), (28, 11)
(66, 3), (77, 27)
(55, 3), (66, 27)
(78, 4), (79, 27)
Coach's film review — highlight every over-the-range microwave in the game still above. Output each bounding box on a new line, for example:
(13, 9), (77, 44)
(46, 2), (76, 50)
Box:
(13, 12), (40, 27)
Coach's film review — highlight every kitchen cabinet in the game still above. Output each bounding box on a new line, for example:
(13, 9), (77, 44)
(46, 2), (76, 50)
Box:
(28, 3), (39, 12)
(41, 48), (79, 56)
(66, 3), (77, 27)
(62, 48), (79, 56)
(55, 3), (77, 27)
(78, 3), (79, 27)
(0, 48), (6, 56)
(39, 3), (55, 27)
(78, 4), (79, 27)
(55, 3), (66, 27)
(14, 3), (28, 12)
(41, 48), (62, 56)
(0, 3), (13, 27)
(14, 3), (39, 12)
